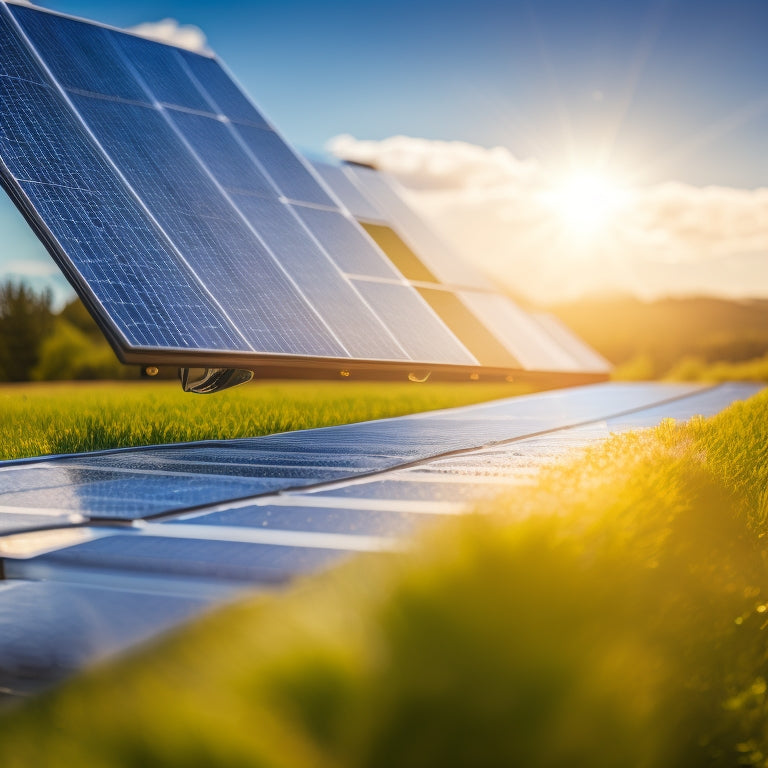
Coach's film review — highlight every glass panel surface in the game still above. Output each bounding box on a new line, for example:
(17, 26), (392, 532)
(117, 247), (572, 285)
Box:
(352, 280), (477, 365)
(361, 222), (438, 282)
(112, 30), (213, 112)
(294, 205), (402, 279)
(11, 5), (148, 102)
(72, 94), (344, 356)
(460, 292), (582, 371)
(180, 50), (270, 127)
(231, 195), (407, 360)
(233, 123), (335, 206)
(312, 160), (383, 222)
(417, 288), (520, 367)
(166, 108), (276, 197)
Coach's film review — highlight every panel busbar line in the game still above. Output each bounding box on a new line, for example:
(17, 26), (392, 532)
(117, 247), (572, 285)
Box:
(0, 1), (608, 381)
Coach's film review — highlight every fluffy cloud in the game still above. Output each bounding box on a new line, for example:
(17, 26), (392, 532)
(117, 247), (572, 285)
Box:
(329, 134), (768, 302)
(127, 19), (210, 55)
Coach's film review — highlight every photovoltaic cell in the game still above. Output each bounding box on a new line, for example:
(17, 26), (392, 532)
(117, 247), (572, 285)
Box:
(229, 194), (406, 359)
(165, 108), (276, 197)
(344, 163), (497, 291)
(293, 205), (402, 279)
(11, 5), (147, 102)
(351, 280), (477, 365)
(311, 160), (383, 222)
(459, 292), (581, 371)
(417, 288), (520, 368)
(316, 160), (611, 375)
(232, 123), (336, 207)
(361, 222), (438, 282)
(113, 31), (214, 113)
(0, 69), (246, 351)
(179, 50), (270, 128)
(0, 9), (45, 83)
(21, 181), (249, 349)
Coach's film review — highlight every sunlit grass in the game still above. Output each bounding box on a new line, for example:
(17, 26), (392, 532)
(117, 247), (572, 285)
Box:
(0, 380), (533, 460)
(1, 390), (766, 766)
(664, 353), (768, 383)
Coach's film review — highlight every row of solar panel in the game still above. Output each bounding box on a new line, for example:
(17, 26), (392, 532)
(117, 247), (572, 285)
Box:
(0, 1), (609, 376)
(2, 382), (760, 698)
(314, 161), (610, 373)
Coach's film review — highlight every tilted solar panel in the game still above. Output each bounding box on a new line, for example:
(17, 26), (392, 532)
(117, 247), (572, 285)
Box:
(0, 2), (608, 385)
(315, 160), (612, 377)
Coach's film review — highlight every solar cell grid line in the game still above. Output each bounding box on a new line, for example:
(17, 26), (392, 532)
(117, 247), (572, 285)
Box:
(0, 9), (253, 354)
(351, 279), (478, 364)
(292, 204), (405, 280)
(66, 91), (348, 358)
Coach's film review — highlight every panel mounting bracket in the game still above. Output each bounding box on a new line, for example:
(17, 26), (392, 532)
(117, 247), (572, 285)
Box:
(179, 367), (254, 394)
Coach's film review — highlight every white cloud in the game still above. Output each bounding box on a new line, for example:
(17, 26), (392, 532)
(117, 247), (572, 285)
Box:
(127, 18), (210, 55)
(328, 134), (768, 302)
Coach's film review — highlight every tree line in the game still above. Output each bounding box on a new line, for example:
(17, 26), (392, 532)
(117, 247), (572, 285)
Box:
(0, 280), (133, 381)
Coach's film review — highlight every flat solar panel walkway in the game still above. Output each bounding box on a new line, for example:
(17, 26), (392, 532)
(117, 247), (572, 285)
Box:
(0, 381), (761, 701)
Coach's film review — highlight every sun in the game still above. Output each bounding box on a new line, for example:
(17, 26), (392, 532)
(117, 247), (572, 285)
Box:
(542, 170), (629, 238)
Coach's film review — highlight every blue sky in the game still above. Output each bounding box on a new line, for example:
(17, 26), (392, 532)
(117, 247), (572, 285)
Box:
(2, 0), (767, 304)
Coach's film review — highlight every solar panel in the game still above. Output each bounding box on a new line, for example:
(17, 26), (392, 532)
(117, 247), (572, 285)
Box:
(315, 160), (612, 378)
(0, 1), (609, 386)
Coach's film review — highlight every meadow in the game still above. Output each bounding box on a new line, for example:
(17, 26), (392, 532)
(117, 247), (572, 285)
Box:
(0, 379), (533, 460)
(1, 387), (766, 766)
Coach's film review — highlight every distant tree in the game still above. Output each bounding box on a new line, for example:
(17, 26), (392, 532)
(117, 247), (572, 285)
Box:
(0, 280), (54, 381)
(31, 317), (127, 381)
(58, 296), (103, 338)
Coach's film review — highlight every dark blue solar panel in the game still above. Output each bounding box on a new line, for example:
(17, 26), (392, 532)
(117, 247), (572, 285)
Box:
(292, 205), (402, 279)
(71, 93), (345, 356)
(111, 31), (214, 113)
(166, 108), (276, 197)
(233, 123), (336, 206)
(10, 4), (148, 102)
(0, 6), (46, 84)
(352, 280), (478, 364)
(0, 76), (245, 350)
(230, 194), (407, 360)
(0, 76), (106, 188)
(1, 3), (517, 372)
(180, 50), (271, 128)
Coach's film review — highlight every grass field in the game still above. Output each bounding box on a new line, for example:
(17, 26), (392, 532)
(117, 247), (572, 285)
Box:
(1, 388), (766, 766)
(0, 379), (534, 461)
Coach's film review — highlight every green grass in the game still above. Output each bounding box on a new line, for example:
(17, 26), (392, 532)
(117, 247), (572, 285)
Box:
(663, 353), (768, 383)
(0, 380), (534, 460)
(1, 389), (767, 766)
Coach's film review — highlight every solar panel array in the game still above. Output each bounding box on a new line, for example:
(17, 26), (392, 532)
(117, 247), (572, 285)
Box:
(314, 161), (612, 375)
(0, 1), (608, 380)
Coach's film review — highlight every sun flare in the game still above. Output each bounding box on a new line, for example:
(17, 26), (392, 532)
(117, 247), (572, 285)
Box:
(543, 171), (629, 237)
